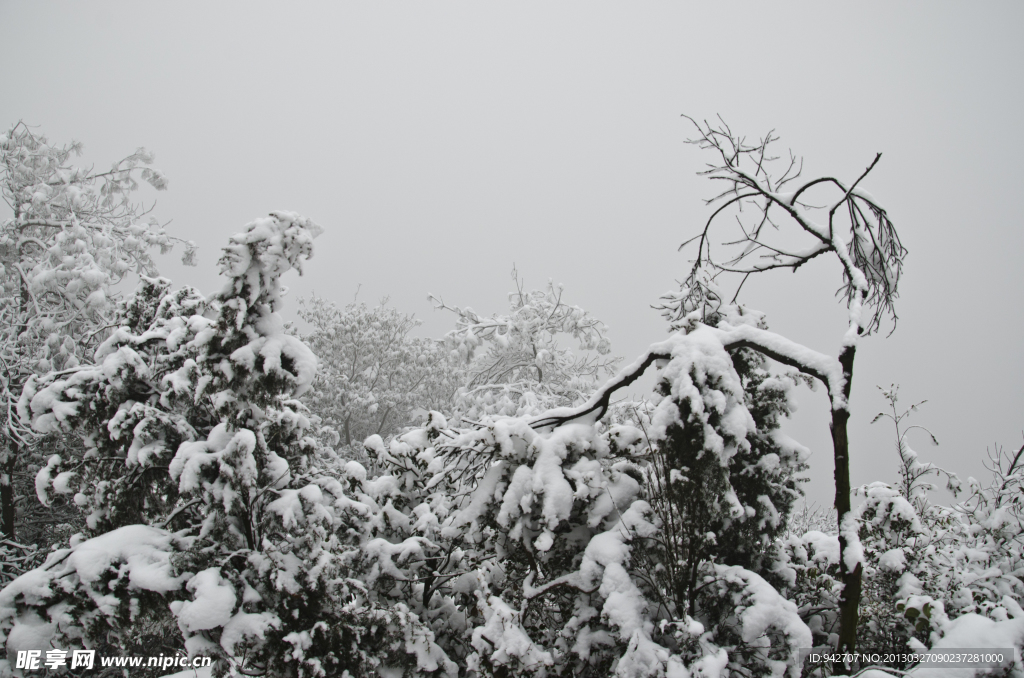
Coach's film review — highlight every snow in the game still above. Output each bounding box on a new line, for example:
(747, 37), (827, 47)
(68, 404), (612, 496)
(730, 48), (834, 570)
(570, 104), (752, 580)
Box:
(16, 525), (187, 594)
(450, 460), (506, 529)
(911, 611), (1024, 678)
(469, 597), (554, 671)
(169, 424), (258, 509)
(171, 568), (237, 632)
(879, 547), (907, 572)
(0, 525), (192, 663)
(34, 454), (60, 504)
(840, 511), (866, 573)
(713, 564), (812, 678)
(219, 611), (280, 655)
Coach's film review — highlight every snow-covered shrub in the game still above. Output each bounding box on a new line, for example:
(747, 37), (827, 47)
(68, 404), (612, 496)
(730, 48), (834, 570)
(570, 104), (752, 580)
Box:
(645, 308), (807, 588)
(772, 529), (843, 652)
(638, 309), (810, 676)
(848, 389), (1023, 664)
(362, 412), (666, 675)
(851, 482), (936, 659)
(780, 388), (1024, 674)
(948, 443), (1024, 621)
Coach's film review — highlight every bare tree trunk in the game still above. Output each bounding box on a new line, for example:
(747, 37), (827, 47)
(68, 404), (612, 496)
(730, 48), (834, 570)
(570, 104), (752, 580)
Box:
(1, 445), (16, 540)
(833, 346), (862, 655)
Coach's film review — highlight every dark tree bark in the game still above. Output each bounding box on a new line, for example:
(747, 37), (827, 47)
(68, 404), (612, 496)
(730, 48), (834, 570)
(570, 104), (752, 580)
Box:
(1, 447), (17, 540)
(833, 346), (861, 656)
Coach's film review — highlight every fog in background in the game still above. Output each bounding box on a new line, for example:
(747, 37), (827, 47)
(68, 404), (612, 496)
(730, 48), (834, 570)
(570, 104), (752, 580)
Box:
(2, 1), (1022, 509)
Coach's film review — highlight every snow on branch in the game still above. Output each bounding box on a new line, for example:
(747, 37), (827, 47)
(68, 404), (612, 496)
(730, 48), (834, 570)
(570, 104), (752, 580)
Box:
(531, 316), (842, 431)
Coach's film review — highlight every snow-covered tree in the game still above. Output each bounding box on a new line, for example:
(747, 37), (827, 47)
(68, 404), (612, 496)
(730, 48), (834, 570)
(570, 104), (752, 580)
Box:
(656, 117), (906, 655)
(0, 121), (194, 544)
(430, 270), (619, 421)
(297, 295), (462, 453)
(643, 307), (808, 614)
(5, 213), (455, 677)
(356, 304), (812, 678)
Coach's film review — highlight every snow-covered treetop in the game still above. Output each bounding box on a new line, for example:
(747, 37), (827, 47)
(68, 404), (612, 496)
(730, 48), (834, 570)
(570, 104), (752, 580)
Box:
(431, 270), (620, 419)
(217, 211), (322, 308)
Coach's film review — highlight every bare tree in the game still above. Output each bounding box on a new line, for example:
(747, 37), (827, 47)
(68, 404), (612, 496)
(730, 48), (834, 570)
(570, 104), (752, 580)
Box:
(534, 117), (905, 655)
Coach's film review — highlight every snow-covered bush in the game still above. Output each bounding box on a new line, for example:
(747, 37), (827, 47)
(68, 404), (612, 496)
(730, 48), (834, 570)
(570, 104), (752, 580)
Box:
(776, 388), (1024, 675)
(646, 308), (807, 590)
(638, 309), (810, 676)
(849, 389), (1024, 664)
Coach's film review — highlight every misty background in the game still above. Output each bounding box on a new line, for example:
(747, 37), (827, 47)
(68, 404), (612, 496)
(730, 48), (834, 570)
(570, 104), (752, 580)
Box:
(2, 1), (1021, 509)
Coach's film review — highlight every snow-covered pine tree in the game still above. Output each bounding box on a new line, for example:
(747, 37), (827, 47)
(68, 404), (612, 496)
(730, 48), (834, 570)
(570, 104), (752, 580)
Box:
(642, 306), (809, 669)
(4, 213), (454, 677)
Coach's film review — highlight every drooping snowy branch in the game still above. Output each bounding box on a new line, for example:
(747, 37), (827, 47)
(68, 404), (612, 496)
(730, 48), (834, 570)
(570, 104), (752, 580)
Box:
(532, 309), (841, 431)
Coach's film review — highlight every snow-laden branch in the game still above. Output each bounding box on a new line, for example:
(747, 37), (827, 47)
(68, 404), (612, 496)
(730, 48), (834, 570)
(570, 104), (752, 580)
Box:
(531, 321), (842, 431)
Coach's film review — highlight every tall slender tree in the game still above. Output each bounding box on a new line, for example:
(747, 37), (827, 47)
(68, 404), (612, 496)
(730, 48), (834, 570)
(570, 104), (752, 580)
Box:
(657, 116), (906, 655)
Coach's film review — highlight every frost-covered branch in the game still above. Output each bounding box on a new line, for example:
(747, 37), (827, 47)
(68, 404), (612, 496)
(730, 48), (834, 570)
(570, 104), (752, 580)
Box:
(661, 116), (905, 340)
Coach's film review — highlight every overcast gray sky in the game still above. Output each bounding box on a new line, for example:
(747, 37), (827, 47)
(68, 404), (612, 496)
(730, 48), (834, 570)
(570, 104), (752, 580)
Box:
(3, 1), (1022, 508)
